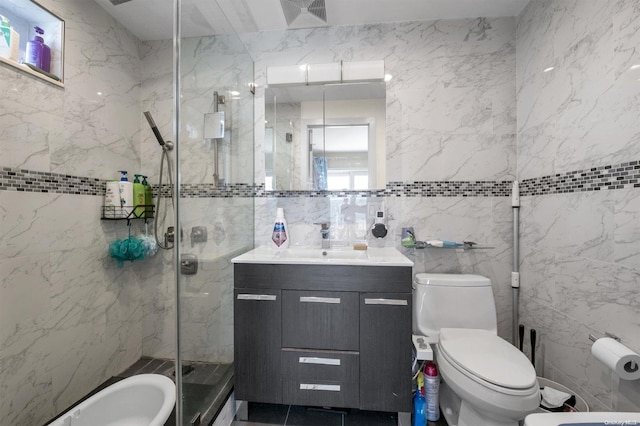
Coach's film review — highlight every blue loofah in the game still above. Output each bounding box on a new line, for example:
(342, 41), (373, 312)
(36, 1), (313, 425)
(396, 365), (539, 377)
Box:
(109, 236), (147, 265)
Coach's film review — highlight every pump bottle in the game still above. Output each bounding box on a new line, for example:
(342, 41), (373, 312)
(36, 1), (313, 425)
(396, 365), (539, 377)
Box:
(142, 175), (153, 218)
(133, 174), (145, 218)
(117, 170), (134, 217)
(25, 26), (50, 72)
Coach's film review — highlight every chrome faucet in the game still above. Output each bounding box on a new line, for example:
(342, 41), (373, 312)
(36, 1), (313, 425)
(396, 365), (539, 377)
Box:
(315, 222), (331, 249)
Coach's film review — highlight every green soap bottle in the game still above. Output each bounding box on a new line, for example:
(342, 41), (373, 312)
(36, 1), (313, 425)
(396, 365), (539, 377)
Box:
(142, 175), (153, 218)
(133, 174), (145, 218)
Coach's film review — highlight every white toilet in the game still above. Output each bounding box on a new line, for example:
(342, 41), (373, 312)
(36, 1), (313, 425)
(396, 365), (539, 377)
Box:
(413, 273), (540, 426)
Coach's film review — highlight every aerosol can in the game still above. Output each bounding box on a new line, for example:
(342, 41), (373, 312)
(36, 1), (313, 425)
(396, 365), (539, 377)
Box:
(424, 361), (440, 421)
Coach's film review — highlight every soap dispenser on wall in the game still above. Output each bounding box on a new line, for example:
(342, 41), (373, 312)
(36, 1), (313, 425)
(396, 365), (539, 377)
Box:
(371, 209), (388, 239)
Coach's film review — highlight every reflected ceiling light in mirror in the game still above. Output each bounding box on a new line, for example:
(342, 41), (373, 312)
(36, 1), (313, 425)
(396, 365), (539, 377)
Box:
(630, 64), (640, 70)
(543, 66), (555, 73)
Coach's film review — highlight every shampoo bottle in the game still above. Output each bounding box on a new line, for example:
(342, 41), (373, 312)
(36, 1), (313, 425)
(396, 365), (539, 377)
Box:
(271, 207), (289, 249)
(142, 175), (153, 218)
(117, 170), (134, 218)
(133, 174), (145, 218)
(104, 179), (121, 218)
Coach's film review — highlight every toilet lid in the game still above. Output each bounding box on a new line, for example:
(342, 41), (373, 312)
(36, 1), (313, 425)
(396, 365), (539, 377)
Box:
(439, 328), (537, 390)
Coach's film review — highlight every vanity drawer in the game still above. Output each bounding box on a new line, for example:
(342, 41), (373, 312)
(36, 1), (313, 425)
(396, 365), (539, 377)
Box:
(282, 290), (359, 351)
(282, 349), (359, 408)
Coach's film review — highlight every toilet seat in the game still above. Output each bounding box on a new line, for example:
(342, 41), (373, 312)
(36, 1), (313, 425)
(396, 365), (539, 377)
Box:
(439, 328), (537, 395)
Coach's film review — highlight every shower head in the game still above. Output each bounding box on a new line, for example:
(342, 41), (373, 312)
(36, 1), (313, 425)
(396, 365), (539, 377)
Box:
(144, 111), (166, 147)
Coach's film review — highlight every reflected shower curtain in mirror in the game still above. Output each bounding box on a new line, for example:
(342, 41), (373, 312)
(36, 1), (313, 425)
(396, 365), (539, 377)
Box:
(313, 156), (328, 190)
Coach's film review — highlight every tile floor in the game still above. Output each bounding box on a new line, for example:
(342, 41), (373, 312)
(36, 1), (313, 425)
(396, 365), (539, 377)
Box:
(231, 402), (448, 426)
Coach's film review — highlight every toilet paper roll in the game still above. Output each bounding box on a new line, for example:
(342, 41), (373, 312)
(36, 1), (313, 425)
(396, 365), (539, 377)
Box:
(591, 337), (640, 380)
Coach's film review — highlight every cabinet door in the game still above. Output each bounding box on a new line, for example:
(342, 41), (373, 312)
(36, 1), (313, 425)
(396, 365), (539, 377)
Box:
(282, 290), (359, 351)
(234, 288), (282, 403)
(359, 293), (412, 412)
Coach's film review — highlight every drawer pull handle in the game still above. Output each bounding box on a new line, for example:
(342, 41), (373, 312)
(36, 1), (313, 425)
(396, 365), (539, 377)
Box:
(300, 384), (341, 392)
(299, 296), (340, 304)
(364, 298), (407, 306)
(237, 294), (277, 301)
(299, 357), (341, 366)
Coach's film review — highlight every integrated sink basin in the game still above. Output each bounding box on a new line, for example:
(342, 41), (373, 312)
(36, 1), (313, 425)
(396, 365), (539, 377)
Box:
(231, 246), (413, 267)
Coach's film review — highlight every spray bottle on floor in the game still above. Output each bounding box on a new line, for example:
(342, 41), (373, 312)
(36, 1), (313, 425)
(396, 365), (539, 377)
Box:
(413, 370), (426, 426)
(424, 361), (440, 421)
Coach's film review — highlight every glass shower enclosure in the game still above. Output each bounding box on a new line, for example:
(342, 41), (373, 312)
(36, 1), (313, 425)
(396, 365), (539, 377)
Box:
(172, 1), (255, 424)
(139, 0), (254, 423)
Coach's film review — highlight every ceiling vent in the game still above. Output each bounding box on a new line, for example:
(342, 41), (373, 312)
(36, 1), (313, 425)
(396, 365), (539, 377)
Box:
(280, 0), (327, 28)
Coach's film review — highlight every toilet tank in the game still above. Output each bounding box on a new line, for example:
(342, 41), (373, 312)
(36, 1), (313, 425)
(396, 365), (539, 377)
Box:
(412, 273), (497, 338)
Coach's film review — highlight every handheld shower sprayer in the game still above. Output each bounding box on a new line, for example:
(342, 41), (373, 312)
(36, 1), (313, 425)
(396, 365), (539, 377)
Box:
(143, 111), (175, 250)
(144, 111), (167, 148)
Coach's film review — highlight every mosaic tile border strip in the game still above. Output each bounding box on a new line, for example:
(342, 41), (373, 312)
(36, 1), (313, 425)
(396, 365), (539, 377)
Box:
(520, 160), (640, 196)
(3, 160), (639, 198)
(0, 167), (104, 195)
(156, 180), (513, 198)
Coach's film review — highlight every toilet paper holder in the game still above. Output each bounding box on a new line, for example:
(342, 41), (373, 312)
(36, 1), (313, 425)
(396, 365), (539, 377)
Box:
(590, 332), (640, 379)
(588, 332), (620, 343)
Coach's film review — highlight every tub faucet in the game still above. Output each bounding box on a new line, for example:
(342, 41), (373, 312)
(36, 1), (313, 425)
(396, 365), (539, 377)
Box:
(315, 222), (330, 249)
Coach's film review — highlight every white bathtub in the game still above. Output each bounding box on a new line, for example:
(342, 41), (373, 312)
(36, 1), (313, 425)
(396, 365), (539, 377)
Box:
(47, 374), (176, 426)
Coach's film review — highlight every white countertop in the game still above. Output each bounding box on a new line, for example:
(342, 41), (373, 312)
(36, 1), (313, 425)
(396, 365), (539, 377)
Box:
(231, 246), (414, 267)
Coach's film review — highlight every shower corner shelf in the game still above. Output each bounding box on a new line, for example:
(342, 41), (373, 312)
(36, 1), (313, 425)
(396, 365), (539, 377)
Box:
(101, 205), (155, 225)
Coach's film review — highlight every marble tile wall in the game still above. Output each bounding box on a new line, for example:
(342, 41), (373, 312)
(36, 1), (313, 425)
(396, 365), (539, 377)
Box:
(0, 0), (147, 424)
(241, 17), (517, 185)
(517, 0), (640, 411)
(245, 17), (518, 342)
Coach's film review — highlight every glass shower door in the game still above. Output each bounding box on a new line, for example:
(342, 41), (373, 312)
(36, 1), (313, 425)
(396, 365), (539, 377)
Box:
(175, 0), (255, 424)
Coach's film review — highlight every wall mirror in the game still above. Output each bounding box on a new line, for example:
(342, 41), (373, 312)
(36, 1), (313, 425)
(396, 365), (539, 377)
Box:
(265, 81), (386, 191)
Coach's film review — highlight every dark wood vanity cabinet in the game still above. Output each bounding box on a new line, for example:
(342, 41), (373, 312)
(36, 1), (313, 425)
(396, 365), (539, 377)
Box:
(233, 288), (282, 404)
(233, 263), (412, 414)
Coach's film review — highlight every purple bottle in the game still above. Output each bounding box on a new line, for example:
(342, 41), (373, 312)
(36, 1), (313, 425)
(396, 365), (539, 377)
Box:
(25, 26), (50, 72)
